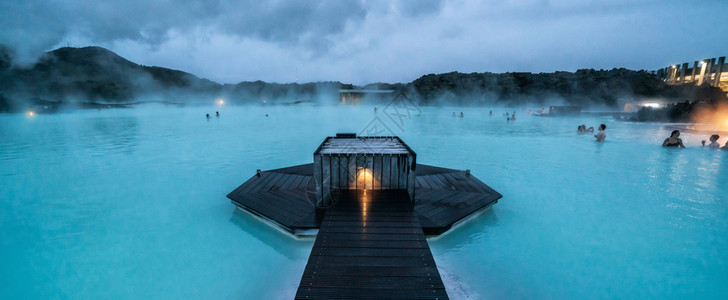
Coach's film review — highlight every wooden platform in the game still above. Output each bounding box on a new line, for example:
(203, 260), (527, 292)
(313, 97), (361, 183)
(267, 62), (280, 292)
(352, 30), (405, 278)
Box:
(295, 189), (448, 299)
(227, 163), (502, 235)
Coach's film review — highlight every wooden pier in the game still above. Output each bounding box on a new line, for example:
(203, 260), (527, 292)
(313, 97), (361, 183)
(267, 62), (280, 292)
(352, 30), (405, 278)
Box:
(295, 189), (448, 299)
(227, 135), (503, 299)
(227, 163), (501, 235)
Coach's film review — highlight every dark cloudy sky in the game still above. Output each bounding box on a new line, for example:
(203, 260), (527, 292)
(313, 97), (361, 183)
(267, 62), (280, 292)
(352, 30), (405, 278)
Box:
(1, 0), (727, 84)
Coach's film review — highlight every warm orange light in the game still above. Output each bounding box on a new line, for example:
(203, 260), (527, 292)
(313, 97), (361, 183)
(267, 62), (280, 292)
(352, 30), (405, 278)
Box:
(691, 103), (728, 131)
(356, 168), (376, 190)
(216, 99), (225, 106)
(360, 190), (369, 225)
(27, 111), (35, 117)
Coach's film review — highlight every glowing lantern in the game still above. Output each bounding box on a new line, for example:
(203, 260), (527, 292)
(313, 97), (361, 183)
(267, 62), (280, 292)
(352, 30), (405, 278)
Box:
(356, 168), (375, 190)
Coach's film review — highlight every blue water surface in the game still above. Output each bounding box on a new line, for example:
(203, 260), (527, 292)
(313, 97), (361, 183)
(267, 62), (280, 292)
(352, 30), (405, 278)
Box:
(1, 104), (727, 299)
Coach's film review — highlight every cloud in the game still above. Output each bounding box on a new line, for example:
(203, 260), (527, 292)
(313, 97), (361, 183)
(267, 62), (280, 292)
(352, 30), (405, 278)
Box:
(1, 0), (726, 85)
(0, 0), (375, 63)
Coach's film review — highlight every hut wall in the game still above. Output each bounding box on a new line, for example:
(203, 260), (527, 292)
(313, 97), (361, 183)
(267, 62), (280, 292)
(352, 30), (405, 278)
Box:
(313, 137), (417, 207)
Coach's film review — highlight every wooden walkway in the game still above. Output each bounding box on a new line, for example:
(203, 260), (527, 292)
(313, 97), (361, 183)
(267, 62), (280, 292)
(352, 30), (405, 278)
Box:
(295, 189), (448, 299)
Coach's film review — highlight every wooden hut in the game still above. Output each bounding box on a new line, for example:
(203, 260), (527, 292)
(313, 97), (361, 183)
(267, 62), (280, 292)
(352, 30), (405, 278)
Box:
(313, 134), (416, 207)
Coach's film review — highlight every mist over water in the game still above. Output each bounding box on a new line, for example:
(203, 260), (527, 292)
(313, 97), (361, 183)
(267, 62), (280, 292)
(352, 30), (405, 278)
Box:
(1, 105), (727, 299)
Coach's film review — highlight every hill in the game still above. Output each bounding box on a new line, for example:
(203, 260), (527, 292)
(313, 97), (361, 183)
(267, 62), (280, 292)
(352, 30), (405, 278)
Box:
(0, 45), (725, 115)
(406, 69), (725, 107)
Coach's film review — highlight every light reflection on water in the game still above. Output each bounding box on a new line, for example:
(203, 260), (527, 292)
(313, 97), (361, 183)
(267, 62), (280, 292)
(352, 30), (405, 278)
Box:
(1, 105), (727, 299)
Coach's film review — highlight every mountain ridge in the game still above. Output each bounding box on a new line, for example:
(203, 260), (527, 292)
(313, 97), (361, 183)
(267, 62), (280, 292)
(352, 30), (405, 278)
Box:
(0, 45), (725, 113)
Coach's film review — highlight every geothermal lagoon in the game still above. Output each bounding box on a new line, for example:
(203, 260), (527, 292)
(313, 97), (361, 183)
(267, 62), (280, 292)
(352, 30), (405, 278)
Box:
(2, 105), (727, 299)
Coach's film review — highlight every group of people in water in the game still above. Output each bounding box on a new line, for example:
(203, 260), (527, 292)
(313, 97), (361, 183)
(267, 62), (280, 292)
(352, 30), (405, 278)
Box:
(575, 124), (728, 149)
(452, 110), (520, 121)
(661, 130), (728, 150)
(205, 111), (220, 119)
(577, 124), (607, 142)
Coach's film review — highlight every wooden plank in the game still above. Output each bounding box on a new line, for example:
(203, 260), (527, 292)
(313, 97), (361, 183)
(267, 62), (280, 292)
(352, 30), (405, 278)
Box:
(373, 155), (381, 190)
(267, 172), (292, 191)
(235, 194), (298, 226)
(426, 194), (500, 225)
(297, 176), (311, 190)
(331, 155), (340, 190)
(247, 191), (311, 219)
(407, 155), (416, 200)
(278, 173), (299, 190)
(231, 176), (259, 194)
(416, 176), (432, 189)
(295, 287), (448, 300)
(382, 155), (390, 189)
(399, 155), (407, 190)
(324, 210), (417, 217)
(313, 154), (322, 206)
(366, 155), (374, 189)
(314, 239), (430, 249)
(310, 247), (432, 258)
(436, 172), (462, 192)
(322, 155), (331, 206)
(239, 172), (273, 194)
(421, 192), (485, 219)
(442, 172), (475, 193)
(316, 232), (424, 241)
(304, 255), (436, 267)
(391, 154), (399, 189)
(420, 175), (441, 191)
(429, 174), (452, 190)
(318, 226), (420, 234)
(339, 155), (349, 189)
(323, 221), (423, 228)
(299, 275), (444, 288)
(348, 155), (356, 190)
(323, 212), (419, 220)
(415, 189), (457, 205)
(266, 191), (314, 214)
(255, 172), (284, 192)
(302, 265), (440, 277)
(289, 175), (306, 190)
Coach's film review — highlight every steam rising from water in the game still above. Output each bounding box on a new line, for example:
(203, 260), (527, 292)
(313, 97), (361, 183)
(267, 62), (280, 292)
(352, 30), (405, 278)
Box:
(692, 102), (728, 132)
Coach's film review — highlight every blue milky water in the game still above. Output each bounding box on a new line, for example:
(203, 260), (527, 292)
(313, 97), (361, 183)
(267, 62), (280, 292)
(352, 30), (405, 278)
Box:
(1, 104), (727, 299)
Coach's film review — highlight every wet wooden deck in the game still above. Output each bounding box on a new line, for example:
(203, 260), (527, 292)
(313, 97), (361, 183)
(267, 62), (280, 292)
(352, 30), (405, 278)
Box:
(227, 163), (502, 235)
(295, 189), (448, 299)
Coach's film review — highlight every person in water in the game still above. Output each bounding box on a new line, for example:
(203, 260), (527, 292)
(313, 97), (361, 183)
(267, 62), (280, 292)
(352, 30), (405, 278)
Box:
(215, 111), (220, 117)
(662, 130), (686, 148)
(206, 113), (210, 119)
(460, 112), (464, 118)
(701, 135), (720, 148)
(577, 125), (585, 134)
(594, 124), (606, 142)
(452, 112), (457, 117)
(489, 111), (493, 116)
